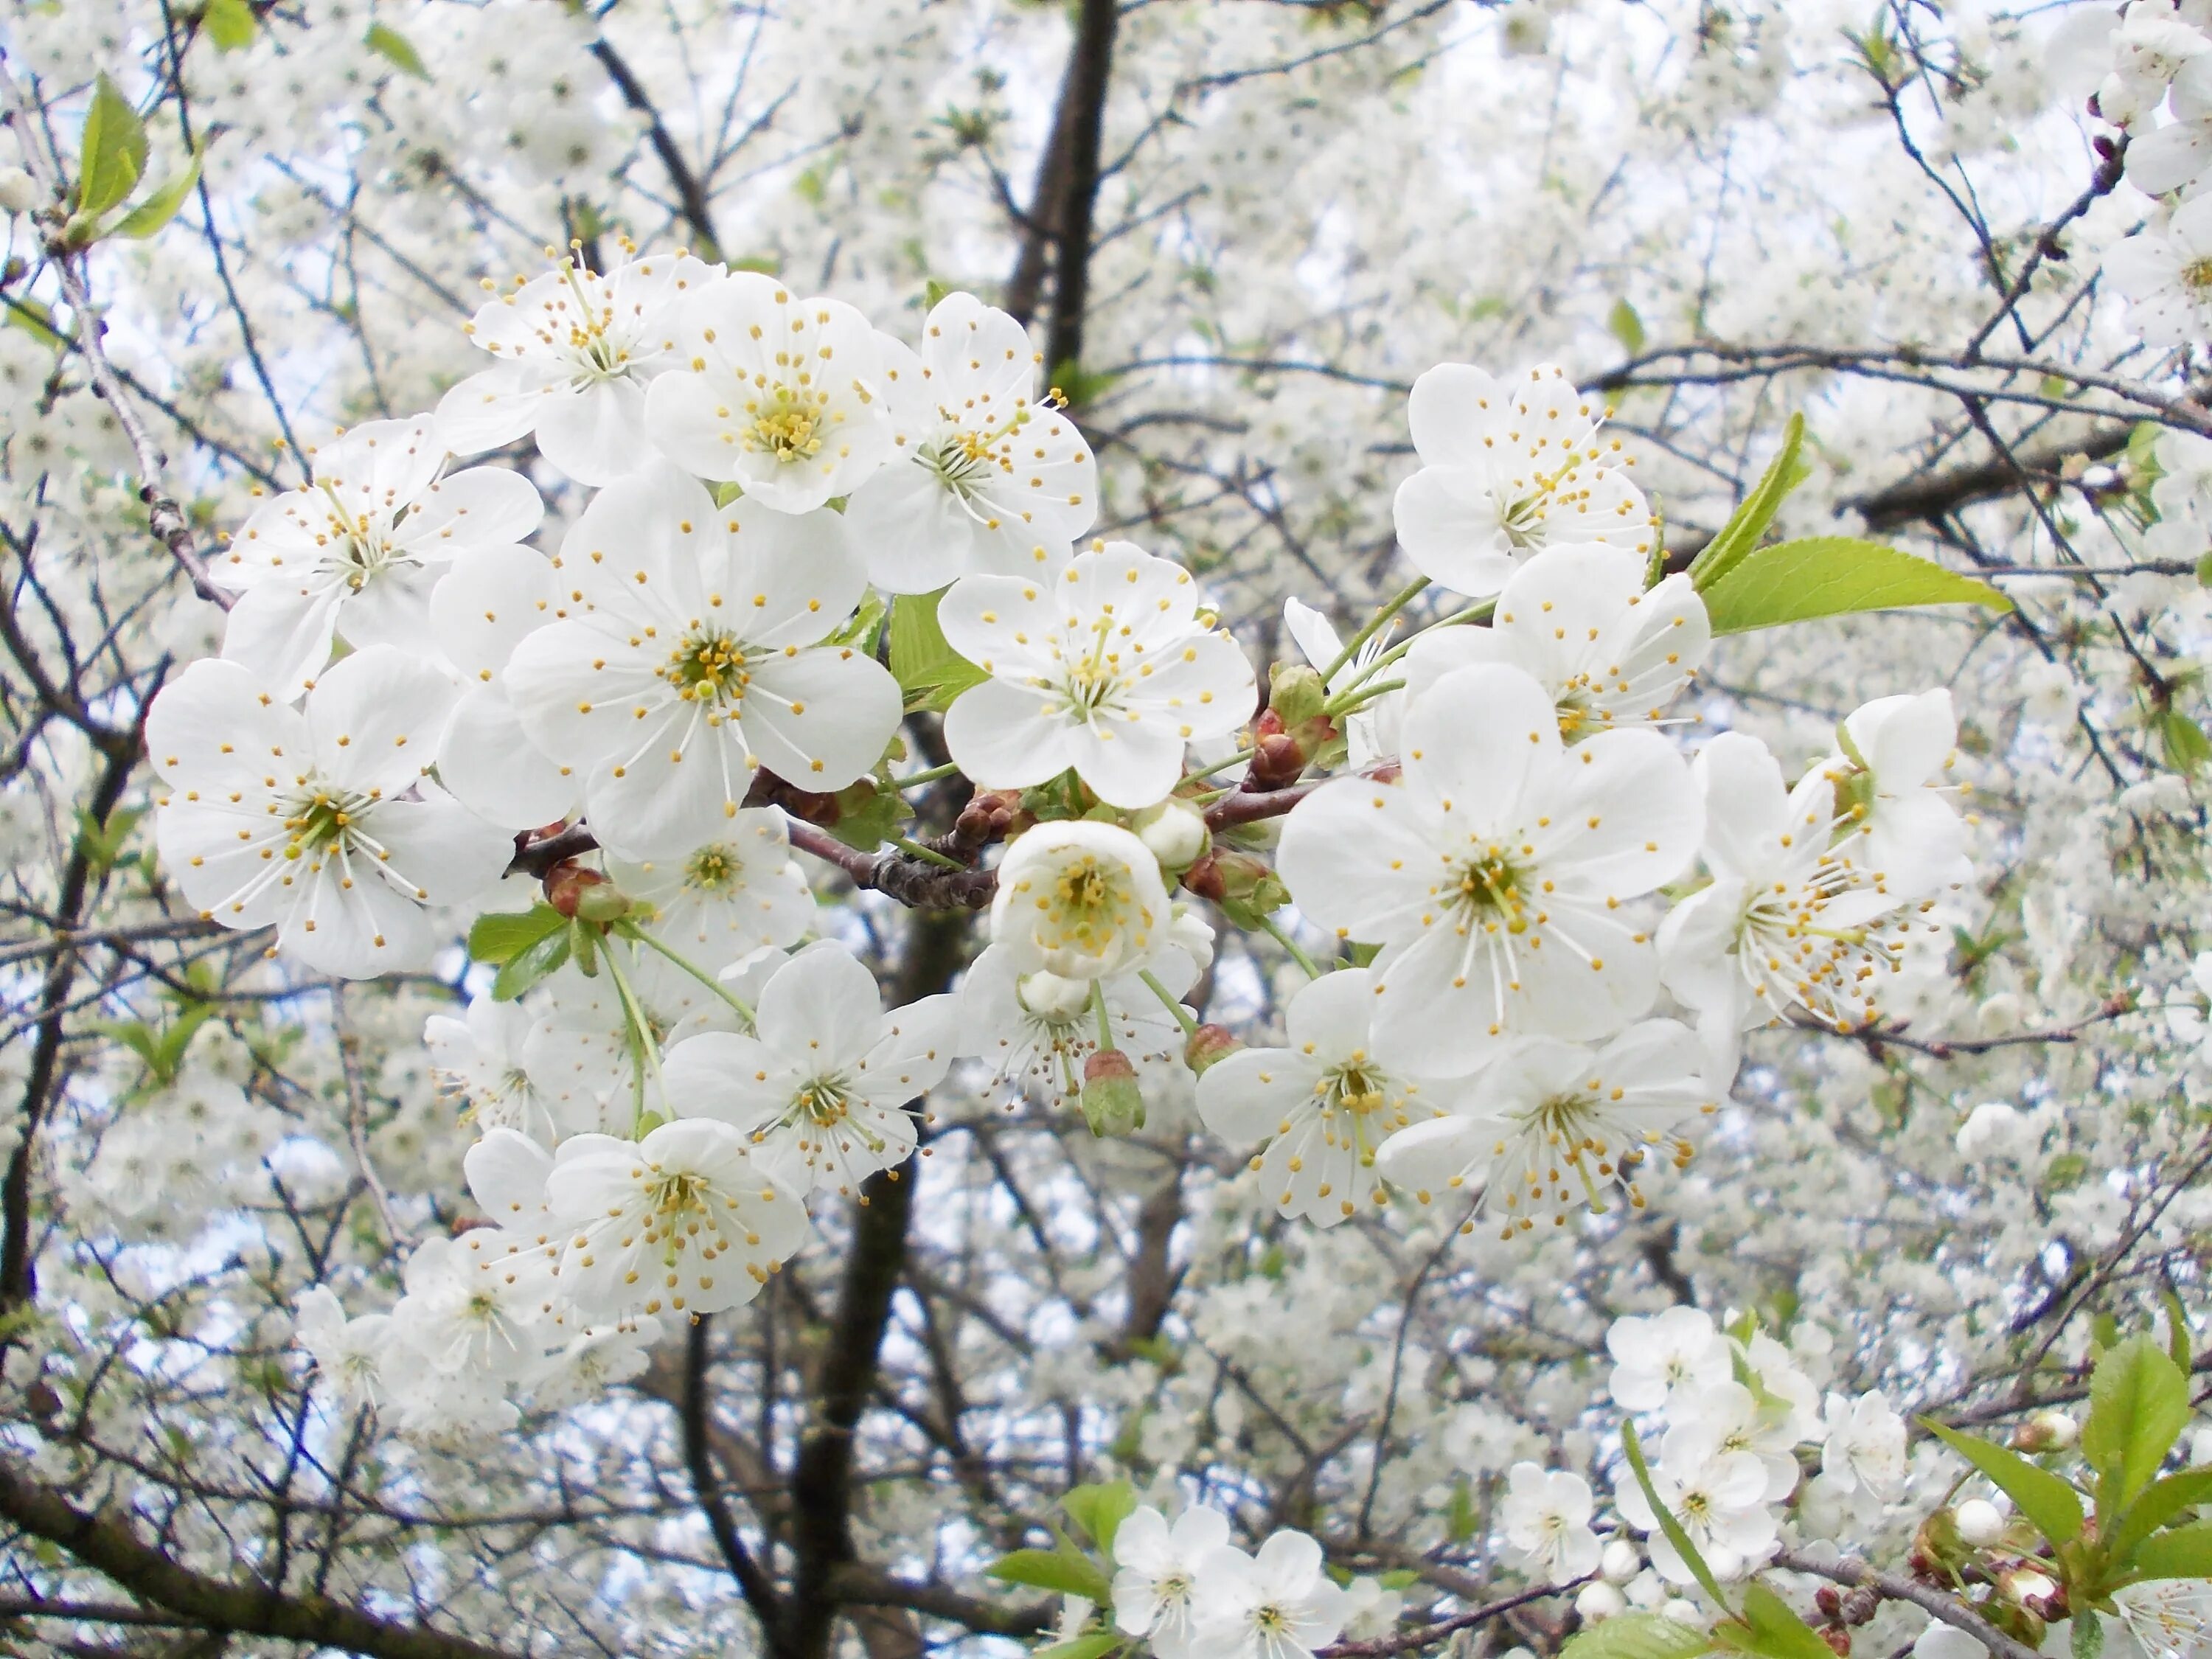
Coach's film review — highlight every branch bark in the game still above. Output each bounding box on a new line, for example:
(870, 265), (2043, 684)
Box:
(0, 1458), (522, 1659)
(1042, 0), (1119, 385)
(1773, 1551), (2045, 1659)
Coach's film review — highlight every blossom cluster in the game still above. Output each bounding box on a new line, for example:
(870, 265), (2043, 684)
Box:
(134, 250), (1978, 1424)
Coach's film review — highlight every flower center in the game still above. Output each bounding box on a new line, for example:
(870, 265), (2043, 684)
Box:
(281, 787), (378, 861)
(685, 844), (740, 893)
(1453, 848), (1531, 932)
(1326, 1061), (1388, 1116)
(2184, 257), (2212, 293)
(663, 631), (750, 708)
(744, 386), (825, 464)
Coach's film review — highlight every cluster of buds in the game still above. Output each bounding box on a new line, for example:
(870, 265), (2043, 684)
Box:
(544, 861), (630, 924)
(1810, 1584), (1881, 1655)
(1180, 847), (1290, 930)
(1247, 662), (1340, 790)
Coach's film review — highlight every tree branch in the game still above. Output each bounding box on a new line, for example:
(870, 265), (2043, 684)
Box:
(1043, 0), (1119, 384)
(588, 34), (722, 259)
(1773, 1551), (2043, 1659)
(0, 1458), (523, 1659)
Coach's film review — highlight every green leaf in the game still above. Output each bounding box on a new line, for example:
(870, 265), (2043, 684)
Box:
(2157, 707), (2212, 777)
(1923, 1419), (2085, 1545)
(201, 0), (257, 49)
(828, 588), (887, 652)
(824, 776), (902, 852)
(1560, 1613), (1717, 1659)
(1700, 538), (2009, 636)
(1035, 1638), (1121, 1659)
(888, 588), (987, 714)
(1622, 1420), (1733, 1610)
(1688, 413), (1808, 591)
(2109, 1470), (2212, 1569)
(468, 905), (566, 967)
(2130, 1521), (2212, 1582)
(1062, 1481), (1138, 1558)
(107, 142), (204, 240)
(1608, 297), (1646, 355)
(74, 805), (142, 874)
(4, 298), (63, 349)
(365, 21), (431, 80)
(1732, 1583), (1836, 1659)
(2073, 1609), (2104, 1659)
(2160, 1288), (2193, 1374)
(2084, 1338), (2191, 1512)
(490, 927), (571, 1001)
(923, 277), (953, 312)
(984, 1547), (1111, 1604)
(74, 73), (147, 220)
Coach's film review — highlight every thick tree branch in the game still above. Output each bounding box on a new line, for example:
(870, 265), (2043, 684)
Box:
(684, 1315), (783, 1619)
(0, 1458), (522, 1659)
(1043, 0), (1119, 384)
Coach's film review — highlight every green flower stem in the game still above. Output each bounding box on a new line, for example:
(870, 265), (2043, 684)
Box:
(894, 761), (964, 791)
(1183, 745), (1257, 784)
(623, 925), (756, 1024)
(893, 835), (964, 869)
(1138, 970), (1200, 1037)
(1091, 980), (1117, 1053)
(1319, 574), (1430, 685)
(1257, 912), (1324, 979)
(598, 941), (664, 1135)
(1324, 677), (1405, 719)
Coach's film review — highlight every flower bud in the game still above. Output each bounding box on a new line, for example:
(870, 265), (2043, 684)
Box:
(1818, 1629), (1851, 1658)
(1133, 798), (1210, 872)
(1573, 1582), (1628, 1624)
(1247, 723), (1308, 790)
(1079, 1048), (1145, 1137)
(2010, 1411), (2077, 1453)
(546, 862), (617, 919)
(1017, 969), (1092, 1022)
(1599, 1539), (1641, 1585)
(1953, 1498), (2005, 1547)
(1184, 1023), (1242, 1077)
(0, 167), (39, 216)
(1268, 661), (1328, 730)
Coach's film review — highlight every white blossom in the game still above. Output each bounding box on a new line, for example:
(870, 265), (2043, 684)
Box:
(1501, 1462), (1602, 1584)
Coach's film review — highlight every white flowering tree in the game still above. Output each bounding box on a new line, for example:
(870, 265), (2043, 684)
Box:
(1, 2), (2211, 1658)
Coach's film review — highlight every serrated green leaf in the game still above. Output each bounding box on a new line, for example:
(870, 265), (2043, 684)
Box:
(2129, 1521), (2212, 1582)
(2157, 707), (2212, 777)
(1688, 413), (1807, 591)
(2160, 1289), (2193, 1374)
(202, 0), (256, 49)
(1623, 1420), (1733, 1610)
(2084, 1338), (2191, 1512)
(75, 72), (147, 220)
(490, 927), (571, 1001)
(1923, 1419), (2085, 1546)
(1734, 1583), (1834, 1659)
(1700, 538), (2009, 635)
(1035, 1638), (1121, 1659)
(1561, 1613), (1717, 1659)
(365, 21), (430, 80)
(107, 142), (204, 240)
(468, 905), (566, 967)
(984, 1547), (1110, 1603)
(888, 588), (987, 713)
(2109, 1471), (2212, 1570)
(1062, 1481), (1137, 1558)
(1609, 297), (1646, 355)
(2073, 1610), (2104, 1659)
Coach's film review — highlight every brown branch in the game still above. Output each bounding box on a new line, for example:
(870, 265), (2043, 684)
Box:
(1043, 0), (1119, 386)
(1773, 1551), (2042, 1659)
(684, 1315), (782, 1619)
(588, 35), (722, 260)
(0, 57), (234, 611)
(0, 1458), (521, 1659)
(1318, 1579), (1582, 1659)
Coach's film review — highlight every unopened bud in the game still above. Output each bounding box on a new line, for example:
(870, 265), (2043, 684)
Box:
(1248, 726), (1307, 790)
(1184, 1023), (1242, 1076)
(1599, 1539), (1641, 1585)
(1080, 1048), (1145, 1137)
(1133, 798), (1210, 872)
(1017, 969), (1091, 1022)
(0, 167), (41, 215)
(2011, 1411), (2077, 1453)
(1180, 852), (1228, 902)
(1815, 1589), (1843, 1622)
(1953, 1498), (2005, 1547)
(546, 862), (615, 918)
(1998, 1568), (2061, 1621)
(1840, 1590), (1879, 1628)
(1574, 1582), (1628, 1624)
(1818, 1629), (1851, 1657)
(1269, 661), (1328, 729)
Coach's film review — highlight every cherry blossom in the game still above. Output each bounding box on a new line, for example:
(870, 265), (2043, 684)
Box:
(146, 647), (511, 978)
(501, 466), (900, 858)
(1278, 664), (1700, 1076)
(215, 418), (543, 698)
(436, 248), (718, 487)
(936, 540), (1256, 808)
